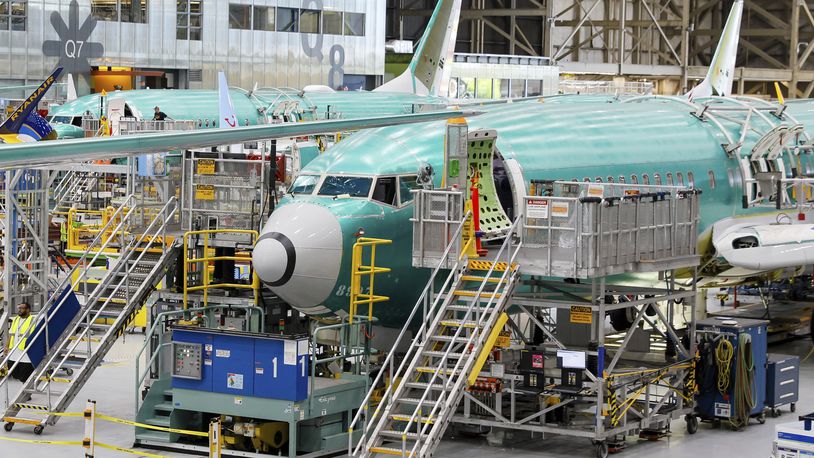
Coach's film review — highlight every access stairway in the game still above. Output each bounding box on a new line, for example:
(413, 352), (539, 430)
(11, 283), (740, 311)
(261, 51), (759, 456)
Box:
(51, 171), (98, 212)
(352, 215), (522, 458)
(0, 197), (178, 433)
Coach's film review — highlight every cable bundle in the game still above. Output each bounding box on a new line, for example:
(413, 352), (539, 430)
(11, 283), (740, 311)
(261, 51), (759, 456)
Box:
(715, 339), (734, 395)
(730, 333), (756, 429)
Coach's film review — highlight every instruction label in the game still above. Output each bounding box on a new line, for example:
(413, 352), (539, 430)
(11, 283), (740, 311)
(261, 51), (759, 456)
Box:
(587, 184), (604, 198)
(570, 306), (593, 324)
(284, 340), (296, 365)
(195, 184), (215, 200)
(197, 159), (215, 175)
(215, 349), (230, 358)
(527, 199), (549, 219)
(551, 202), (570, 218)
(227, 373), (244, 390)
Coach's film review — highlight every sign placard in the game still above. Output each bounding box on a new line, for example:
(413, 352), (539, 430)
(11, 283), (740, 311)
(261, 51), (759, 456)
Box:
(570, 306), (593, 324)
(195, 184), (215, 200)
(197, 159), (216, 175)
(527, 199), (549, 219)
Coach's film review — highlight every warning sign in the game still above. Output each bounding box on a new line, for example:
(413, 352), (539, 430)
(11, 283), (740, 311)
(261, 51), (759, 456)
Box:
(551, 202), (570, 218)
(195, 184), (215, 200)
(587, 184), (604, 198)
(495, 330), (511, 348)
(570, 306), (593, 324)
(197, 159), (215, 175)
(527, 199), (549, 219)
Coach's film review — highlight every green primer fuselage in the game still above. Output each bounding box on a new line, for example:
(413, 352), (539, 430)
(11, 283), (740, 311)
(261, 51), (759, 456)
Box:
(273, 95), (814, 327)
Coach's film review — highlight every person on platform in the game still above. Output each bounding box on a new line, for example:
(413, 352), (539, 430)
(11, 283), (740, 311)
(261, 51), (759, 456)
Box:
(6, 303), (35, 383)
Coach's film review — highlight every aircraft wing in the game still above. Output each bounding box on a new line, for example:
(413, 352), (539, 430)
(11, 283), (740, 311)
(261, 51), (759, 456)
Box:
(0, 110), (468, 168)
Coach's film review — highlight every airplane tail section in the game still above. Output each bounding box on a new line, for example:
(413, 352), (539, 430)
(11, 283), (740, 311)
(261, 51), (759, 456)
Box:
(375, 0), (462, 97)
(66, 73), (78, 102)
(218, 71), (238, 129)
(0, 67), (62, 137)
(687, 0), (743, 99)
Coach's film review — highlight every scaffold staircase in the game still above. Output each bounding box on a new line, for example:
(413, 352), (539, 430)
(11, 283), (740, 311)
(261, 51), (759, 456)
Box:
(0, 197), (179, 433)
(355, 217), (522, 458)
(52, 171), (97, 212)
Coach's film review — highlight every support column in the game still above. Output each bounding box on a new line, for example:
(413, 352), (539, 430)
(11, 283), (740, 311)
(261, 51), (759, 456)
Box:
(791, 0), (800, 99)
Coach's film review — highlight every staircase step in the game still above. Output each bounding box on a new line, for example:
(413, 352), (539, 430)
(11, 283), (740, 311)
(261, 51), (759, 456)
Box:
(135, 430), (172, 443)
(439, 319), (480, 329)
(389, 414), (435, 424)
(467, 260), (518, 272)
(446, 304), (488, 312)
(398, 397), (435, 407)
(422, 350), (466, 359)
(415, 366), (459, 376)
(460, 275), (504, 283)
(369, 446), (416, 456)
(154, 403), (174, 413)
(453, 290), (502, 299)
(144, 417), (171, 427)
(428, 335), (459, 343)
(404, 381), (448, 391)
(379, 430), (423, 440)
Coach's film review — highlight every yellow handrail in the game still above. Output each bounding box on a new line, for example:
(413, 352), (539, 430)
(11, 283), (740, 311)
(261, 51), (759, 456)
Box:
(349, 237), (392, 324)
(183, 229), (260, 310)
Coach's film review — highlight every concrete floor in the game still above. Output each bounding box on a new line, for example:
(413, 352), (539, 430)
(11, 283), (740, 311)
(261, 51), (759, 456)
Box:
(0, 334), (810, 457)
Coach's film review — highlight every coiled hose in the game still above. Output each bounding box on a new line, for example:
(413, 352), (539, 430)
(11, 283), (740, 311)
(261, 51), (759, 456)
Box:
(730, 334), (756, 429)
(715, 338), (734, 395)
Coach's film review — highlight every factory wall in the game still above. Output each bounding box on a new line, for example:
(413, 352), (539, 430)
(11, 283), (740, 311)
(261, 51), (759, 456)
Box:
(0, 0), (385, 95)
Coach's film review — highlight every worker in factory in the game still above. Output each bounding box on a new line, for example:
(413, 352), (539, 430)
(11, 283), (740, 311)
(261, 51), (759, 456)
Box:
(6, 302), (36, 383)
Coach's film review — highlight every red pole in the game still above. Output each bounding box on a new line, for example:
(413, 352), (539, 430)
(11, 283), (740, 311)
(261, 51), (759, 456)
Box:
(471, 176), (488, 257)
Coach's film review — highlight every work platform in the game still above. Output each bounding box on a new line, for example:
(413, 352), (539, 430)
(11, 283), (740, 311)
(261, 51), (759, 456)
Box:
(352, 176), (702, 458)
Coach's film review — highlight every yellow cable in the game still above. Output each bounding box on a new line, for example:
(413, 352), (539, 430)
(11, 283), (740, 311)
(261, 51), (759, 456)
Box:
(715, 339), (734, 395)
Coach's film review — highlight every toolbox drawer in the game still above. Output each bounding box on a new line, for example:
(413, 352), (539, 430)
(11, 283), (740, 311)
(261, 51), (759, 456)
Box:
(767, 354), (800, 408)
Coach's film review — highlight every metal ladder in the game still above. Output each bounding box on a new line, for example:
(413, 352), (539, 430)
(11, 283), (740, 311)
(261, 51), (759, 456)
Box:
(0, 197), (179, 433)
(352, 216), (523, 458)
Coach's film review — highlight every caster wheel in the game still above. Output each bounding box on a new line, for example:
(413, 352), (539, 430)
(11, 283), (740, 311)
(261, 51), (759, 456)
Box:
(792, 403), (797, 413)
(685, 415), (699, 435)
(595, 441), (609, 458)
(33, 425), (43, 435)
(4, 423), (13, 432)
(771, 409), (779, 418)
(65, 368), (73, 376)
(758, 413), (766, 425)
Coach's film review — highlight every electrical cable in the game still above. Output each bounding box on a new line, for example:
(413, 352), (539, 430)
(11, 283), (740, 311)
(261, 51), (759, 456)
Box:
(730, 333), (756, 430)
(715, 338), (734, 395)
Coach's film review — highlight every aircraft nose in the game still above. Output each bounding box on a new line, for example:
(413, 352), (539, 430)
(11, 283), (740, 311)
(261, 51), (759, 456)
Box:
(253, 203), (343, 315)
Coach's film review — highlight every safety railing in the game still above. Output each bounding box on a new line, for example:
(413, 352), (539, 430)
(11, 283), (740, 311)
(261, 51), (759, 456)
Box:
(0, 195), (139, 405)
(411, 189), (465, 269)
(66, 206), (128, 254)
(385, 216), (523, 458)
(182, 229), (260, 310)
(349, 238), (392, 325)
(118, 119), (199, 134)
(348, 209), (472, 456)
(521, 181), (700, 278)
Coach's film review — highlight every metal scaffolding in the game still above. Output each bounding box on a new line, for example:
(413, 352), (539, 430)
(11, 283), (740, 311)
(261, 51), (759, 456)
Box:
(388, 0), (814, 97)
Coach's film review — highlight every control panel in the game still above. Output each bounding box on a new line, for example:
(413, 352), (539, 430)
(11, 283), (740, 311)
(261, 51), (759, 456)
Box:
(172, 342), (203, 380)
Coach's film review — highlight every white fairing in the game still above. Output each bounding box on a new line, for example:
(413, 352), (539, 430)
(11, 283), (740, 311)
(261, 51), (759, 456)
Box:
(218, 71), (238, 129)
(686, 0), (742, 98)
(253, 203), (342, 317)
(714, 223), (814, 270)
(303, 85), (336, 93)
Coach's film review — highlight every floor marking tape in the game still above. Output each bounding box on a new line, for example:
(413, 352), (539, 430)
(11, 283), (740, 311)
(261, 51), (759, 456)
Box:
(96, 414), (209, 437)
(95, 441), (171, 458)
(0, 435), (83, 445)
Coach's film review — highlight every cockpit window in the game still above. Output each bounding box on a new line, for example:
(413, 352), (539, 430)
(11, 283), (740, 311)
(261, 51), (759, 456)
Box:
(289, 174), (320, 194)
(372, 177), (397, 205)
(318, 176), (372, 197)
(399, 176), (420, 205)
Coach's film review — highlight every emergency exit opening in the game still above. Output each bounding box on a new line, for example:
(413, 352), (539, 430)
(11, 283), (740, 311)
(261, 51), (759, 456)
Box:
(467, 134), (514, 239)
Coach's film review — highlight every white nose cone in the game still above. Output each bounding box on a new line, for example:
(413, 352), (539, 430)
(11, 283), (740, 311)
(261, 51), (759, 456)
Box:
(254, 203), (343, 316)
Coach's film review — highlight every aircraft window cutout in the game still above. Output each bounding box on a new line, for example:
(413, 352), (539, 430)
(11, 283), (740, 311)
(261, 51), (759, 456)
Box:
(642, 174), (650, 185)
(398, 176), (420, 206)
(677, 172), (685, 186)
(708, 170), (715, 189)
(583, 177), (590, 182)
(372, 177), (397, 206)
(666, 172), (674, 185)
(630, 175), (639, 184)
(654, 173), (662, 185)
(289, 174), (320, 195)
(318, 176), (373, 198)
(688, 171), (695, 188)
